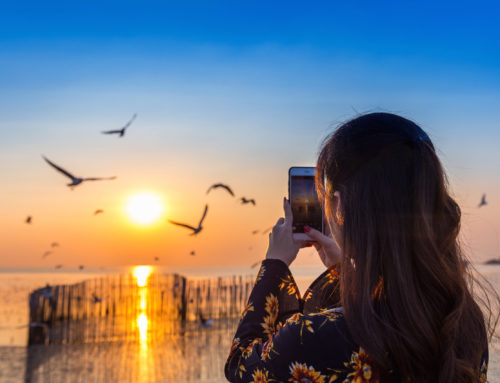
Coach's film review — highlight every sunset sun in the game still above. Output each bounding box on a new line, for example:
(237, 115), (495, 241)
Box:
(125, 193), (165, 226)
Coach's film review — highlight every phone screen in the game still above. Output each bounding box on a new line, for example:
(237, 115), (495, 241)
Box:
(290, 175), (323, 233)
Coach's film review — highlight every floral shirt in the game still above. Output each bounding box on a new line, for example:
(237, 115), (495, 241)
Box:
(224, 259), (489, 383)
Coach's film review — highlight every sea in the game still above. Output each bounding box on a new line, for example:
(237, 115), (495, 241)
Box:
(0, 264), (499, 382)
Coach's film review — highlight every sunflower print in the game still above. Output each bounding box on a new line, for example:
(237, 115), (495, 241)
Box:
(241, 301), (255, 319)
(229, 337), (240, 358)
(237, 363), (247, 378)
(256, 265), (266, 283)
(320, 267), (340, 289)
(264, 293), (279, 321)
(344, 348), (379, 382)
(225, 259), (489, 383)
(309, 310), (342, 330)
(241, 338), (262, 359)
(279, 274), (300, 299)
(284, 312), (314, 344)
(251, 368), (269, 383)
(261, 338), (275, 361)
(289, 362), (325, 383)
(261, 314), (276, 339)
(303, 289), (313, 302)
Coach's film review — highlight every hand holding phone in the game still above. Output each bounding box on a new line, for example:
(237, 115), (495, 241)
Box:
(265, 197), (302, 266)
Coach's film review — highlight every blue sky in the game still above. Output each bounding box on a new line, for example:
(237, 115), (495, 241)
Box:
(1, 1), (500, 266)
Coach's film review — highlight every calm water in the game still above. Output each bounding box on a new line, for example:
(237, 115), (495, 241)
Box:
(0, 265), (499, 382)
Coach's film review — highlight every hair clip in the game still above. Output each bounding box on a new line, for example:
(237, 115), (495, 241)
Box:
(412, 133), (426, 144)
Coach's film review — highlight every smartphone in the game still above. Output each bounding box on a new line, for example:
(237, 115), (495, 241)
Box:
(288, 166), (323, 241)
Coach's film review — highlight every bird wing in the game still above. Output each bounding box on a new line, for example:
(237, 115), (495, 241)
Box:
(250, 199), (256, 205)
(168, 220), (197, 231)
(222, 184), (235, 196)
(198, 204), (209, 226)
(83, 176), (117, 181)
(206, 185), (215, 194)
(121, 113), (137, 130)
(101, 130), (122, 134)
(43, 156), (77, 180)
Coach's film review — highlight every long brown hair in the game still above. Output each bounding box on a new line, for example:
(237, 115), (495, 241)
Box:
(316, 112), (497, 382)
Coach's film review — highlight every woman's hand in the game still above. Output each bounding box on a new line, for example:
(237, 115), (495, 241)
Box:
(265, 197), (303, 267)
(304, 224), (342, 269)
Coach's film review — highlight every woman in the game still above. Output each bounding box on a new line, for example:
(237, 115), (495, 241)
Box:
(225, 113), (494, 382)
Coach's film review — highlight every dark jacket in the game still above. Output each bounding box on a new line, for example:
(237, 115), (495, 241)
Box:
(224, 259), (489, 383)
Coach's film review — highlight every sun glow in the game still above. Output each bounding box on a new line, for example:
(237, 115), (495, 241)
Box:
(125, 193), (165, 226)
(134, 266), (153, 287)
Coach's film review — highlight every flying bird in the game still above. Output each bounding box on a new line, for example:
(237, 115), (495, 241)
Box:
(206, 183), (234, 196)
(54, 264), (63, 269)
(42, 251), (52, 259)
(101, 113), (137, 137)
(240, 197), (256, 206)
(190, 251), (196, 256)
(50, 242), (59, 248)
(78, 265), (84, 270)
(154, 257), (159, 262)
(25, 216), (32, 224)
(478, 194), (487, 208)
(43, 156), (116, 188)
(168, 204), (208, 236)
(251, 230), (259, 235)
(94, 209), (104, 215)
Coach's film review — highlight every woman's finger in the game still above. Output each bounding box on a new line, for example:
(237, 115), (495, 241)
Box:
(275, 217), (285, 228)
(304, 226), (331, 246)
(283, 197), (293, 227)
(299, 241), (313, 248)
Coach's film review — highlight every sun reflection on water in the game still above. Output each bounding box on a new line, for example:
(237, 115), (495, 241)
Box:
(137, 312), (148, 343)
(133, 266), (153, 287)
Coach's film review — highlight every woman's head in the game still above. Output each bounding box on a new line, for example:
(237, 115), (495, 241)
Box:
(315, 112), (490, 382)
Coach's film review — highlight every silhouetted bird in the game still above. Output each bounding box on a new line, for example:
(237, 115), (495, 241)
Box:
(169, 204), (208, 236)
(478, 194), (488, 208)
(78, 265), (84, 270)
(50, 242), (59, 248)
(43, 156), (116, 188)
(199, 312), (214, 327)
(94, 209), (104, 215)
(206, 183), (234, 196)
(190, 251), (196, 256)
(101, 113), (137, 137)
(54, 264), (63, 269)
(91, 293), (102, 303)
(25, 216), (32, 224)
(240, 197), (256, 206)
(154, 257), (159, 262)
(252, 230), (259, 235)
(42, 251), (52, 259)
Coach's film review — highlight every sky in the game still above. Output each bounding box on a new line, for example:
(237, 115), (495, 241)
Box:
(1, 0), (500, 268)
